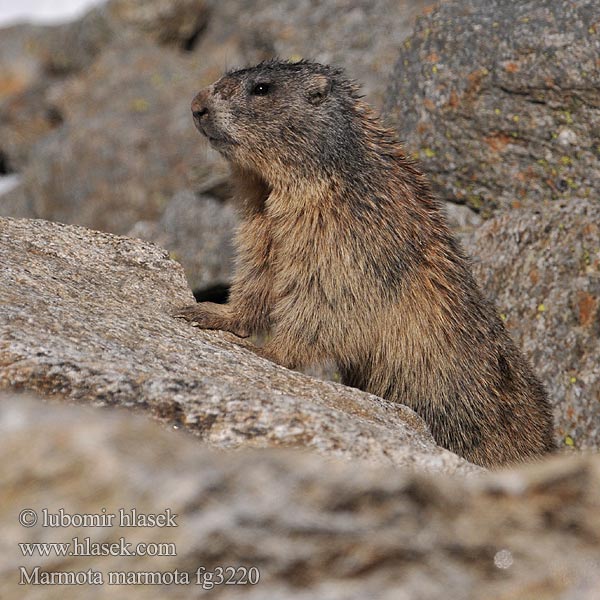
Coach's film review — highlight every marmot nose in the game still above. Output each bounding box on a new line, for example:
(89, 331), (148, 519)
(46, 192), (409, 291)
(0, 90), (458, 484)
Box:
(192, 107), (208, 121)
(191, 90), (210, 121)
(192, 106), (207, 121)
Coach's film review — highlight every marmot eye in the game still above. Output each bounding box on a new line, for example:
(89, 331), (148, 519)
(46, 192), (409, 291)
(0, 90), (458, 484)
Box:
(251, 82), (271, 96)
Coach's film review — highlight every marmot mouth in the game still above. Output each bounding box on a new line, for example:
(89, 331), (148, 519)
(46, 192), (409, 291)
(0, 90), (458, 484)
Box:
(206, 135), (236, 151)
(194, 121), (235, 148)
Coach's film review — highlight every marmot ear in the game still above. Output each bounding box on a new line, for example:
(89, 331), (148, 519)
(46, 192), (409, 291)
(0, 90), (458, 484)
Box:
(307, 75), (332, 105)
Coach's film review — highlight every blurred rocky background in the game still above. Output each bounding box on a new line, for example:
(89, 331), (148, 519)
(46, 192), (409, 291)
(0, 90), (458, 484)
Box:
(1, 395), (599, 599)
(0, 1), (599, 598)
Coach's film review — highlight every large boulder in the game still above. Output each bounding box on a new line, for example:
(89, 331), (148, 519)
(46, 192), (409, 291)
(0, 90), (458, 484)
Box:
(384, 0), (600, 215)
(0, 216), (478, 475)
(466, 199), (600, 451)
(2, 394), (600, 599)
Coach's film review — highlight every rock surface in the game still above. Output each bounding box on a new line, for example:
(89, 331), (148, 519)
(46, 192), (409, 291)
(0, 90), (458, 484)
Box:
(2, 395), (600, 600)
(0, 0), (225, 234)
(0, 1), (211, 171)
(0, 216), (477, 475)
(384, 0), (600, 215)
(104, 0), (211, 50)
(467, 199), (600, 452)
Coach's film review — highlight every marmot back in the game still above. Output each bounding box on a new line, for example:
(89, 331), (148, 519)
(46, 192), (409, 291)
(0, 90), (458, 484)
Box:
(175, 59), (555, 467)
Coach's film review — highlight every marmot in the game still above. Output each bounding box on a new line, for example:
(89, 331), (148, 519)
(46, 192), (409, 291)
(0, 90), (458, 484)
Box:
(175, 59), (555, 467)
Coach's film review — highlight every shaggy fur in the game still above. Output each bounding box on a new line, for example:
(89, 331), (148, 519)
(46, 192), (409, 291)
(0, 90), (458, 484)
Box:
(175, 60), (555, 467)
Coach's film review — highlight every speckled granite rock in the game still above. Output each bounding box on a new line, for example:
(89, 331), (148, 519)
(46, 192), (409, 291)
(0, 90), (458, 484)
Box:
(0, 216), (478, 475)
(467, 200), (600, 452)
(384, 0), (600, 215)
(2, 395), (599, 600)
(128, 189), (238, 292)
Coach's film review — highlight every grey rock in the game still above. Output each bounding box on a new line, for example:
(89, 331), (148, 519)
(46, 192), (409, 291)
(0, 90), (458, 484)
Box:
(0, 25), (46, 99)
(384, 0), (600, 215)
(0, 24), (67, 171)
(0, 0), (210, 80)
(0, 179), (35, 218)
(0, 216), (478, 475)
(0, 175), (21, 197)
(442, 200), (482, 241)
(104, 0), (211, 50)
(466, 200), (600, 451)
(0, 80), (64, 172)
(0, 8), (133, 170)
(2, 394), (599, 599)
(32, 7), (116, 76)
(128, 190), (238, 292)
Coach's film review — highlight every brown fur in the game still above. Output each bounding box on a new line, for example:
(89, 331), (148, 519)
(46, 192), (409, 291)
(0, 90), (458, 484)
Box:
(175, 60), (555, 467)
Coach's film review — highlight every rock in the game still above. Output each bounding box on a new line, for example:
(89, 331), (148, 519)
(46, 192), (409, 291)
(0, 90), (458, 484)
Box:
(0, 25), (46, 101)
(0, 175), (21, 197)
(0, 24), (66, 171)
(0, 8), (133, 170)
(466, 200), (600, 451)
(2, 394), (600, 599)
(29, 8), (116, 76)
(0, 0), (210, 82)
(0, 2), (242, 233)
(442, 200), (481, 241)
(105, 0), (211, 50)
(0, 80), (64, 172)
(0, 179), (36, 218)
(384, 0), (600, 215)
(128, 189), (238, 292)
(0, 216), (478, 474)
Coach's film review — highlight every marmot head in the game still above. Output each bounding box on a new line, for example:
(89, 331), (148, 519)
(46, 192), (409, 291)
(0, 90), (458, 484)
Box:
(191, 60), (369, 183)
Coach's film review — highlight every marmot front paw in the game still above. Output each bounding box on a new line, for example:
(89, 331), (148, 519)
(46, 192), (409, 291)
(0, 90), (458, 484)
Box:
(172, 303), (250, 338)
